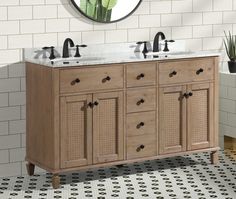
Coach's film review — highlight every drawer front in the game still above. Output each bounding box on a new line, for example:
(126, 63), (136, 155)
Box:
(126, 63), (156, 87)
(127, 111), (156, 137)
(159, 58), (214, 85)
(60, 65), (124, 93)
(127, 135), (156, 159)
(126, 88), (156, 113)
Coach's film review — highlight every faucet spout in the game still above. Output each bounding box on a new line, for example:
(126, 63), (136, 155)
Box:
(153, 32), (166, 52)
(62, 38), (75, 58)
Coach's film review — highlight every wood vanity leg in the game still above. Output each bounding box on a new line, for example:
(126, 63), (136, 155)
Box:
(52, 174), (60, 189)
(210, 151), (219, 164)
(26, 162), (35, 176)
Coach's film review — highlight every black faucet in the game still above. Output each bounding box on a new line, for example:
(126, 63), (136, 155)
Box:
(153, 32), (166, 52)
(62, 38), (75, 58)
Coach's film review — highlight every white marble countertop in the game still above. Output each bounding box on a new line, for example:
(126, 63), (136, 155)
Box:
(24, 42), (221, 68)
(25, 50), (221, 68)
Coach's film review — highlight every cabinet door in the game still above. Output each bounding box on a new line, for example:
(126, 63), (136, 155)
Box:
(187, 83), (214, 150)
(60, 95), (92, 168)
(93, 92), (124, 164)
(159, 86), (187, 154)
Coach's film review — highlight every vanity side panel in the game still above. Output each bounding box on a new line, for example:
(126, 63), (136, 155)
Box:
(26, 63), (57, 170)
(213, 57), (219, 148)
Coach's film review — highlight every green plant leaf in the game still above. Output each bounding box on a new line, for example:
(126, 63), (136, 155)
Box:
(88, 0), (97, 5)
(80, 0), (87, 13)
(224, 31), (236, 61)
(102, 0), (117, 10)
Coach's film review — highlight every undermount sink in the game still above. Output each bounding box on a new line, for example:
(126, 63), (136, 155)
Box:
(51, 56), (105, 64)
(146, 51), (194, 57)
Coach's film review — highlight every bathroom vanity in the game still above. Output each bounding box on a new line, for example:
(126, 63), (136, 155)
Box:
(25, 51), (220, 189)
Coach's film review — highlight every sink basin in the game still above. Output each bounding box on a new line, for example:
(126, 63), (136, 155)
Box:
(50, 56), (104, 65)
(146, 51), (194, 57)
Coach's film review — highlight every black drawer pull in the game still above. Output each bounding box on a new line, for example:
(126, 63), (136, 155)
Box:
(136, 144), (145, 152)
(196, 68), (204, 75)
(136, 99), (145, 106)
(102, 76), (111, 83)
(71, 78), (80, 85)
(137, 73), (145, 80)
(136, 122), (145, 129)
(169, 71), (177, 77)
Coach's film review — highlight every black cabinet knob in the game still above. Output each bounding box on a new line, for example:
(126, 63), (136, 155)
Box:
(71, 78), (80, 85)
(169, 71), (177, 77)
(140, 145), (145, 149)
(137, 99), (145, 106)
(136, 122), (145, 129)
(102, 76), (111, 83)
(137, 73), (145, 80)
(196, 68), (204, 75)
(75, 78), (80, 83)
(183, 92), (193, 98)
(88, 102), (94, 108)
(94, 101), (99, 106)
(136, 144), (145, 152)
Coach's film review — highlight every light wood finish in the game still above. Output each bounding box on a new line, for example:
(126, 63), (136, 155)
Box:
(126, 62), (156, 87)
(26, 63), (59, 170)
(26, 163), (35, 176)
(127, 134), (157, 159)
(93, 92), (124, 164)
(224, 136), (236, 150)
(210, 151), (219, 164)
(126, 88), (156, 113)
(159, 58), (214, 85)
(60, 65), (124, 93)
(159, 86), (187, 154)
(126, 111), (156, 137)
(60, 94), (92, 169)
(187, 83), (214, 150)
(52, 174), (60, 189)
(26, 57), (219, 188)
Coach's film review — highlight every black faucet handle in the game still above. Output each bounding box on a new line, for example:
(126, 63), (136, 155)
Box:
(49, 46), (56, 60)
(78, 44), (87, 48)
(163, 40), (175, 52)
(42, 46), (56, 60)
(136, 41), (149, 54)
(74, 44), (87, 57)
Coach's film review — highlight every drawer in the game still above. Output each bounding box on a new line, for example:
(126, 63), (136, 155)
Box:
(159, 58), (214, 85)
(60, 65), (124, 93)
(126, 63), (156, 87)
(127, 135), (157, 159)
(127, 111), (156, 137)
(126, 88), (156, 113)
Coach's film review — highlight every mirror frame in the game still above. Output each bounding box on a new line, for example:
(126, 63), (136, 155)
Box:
(71, 0), (142, 23)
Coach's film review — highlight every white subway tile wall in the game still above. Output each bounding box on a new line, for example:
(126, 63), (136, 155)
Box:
(0, 0), (234, 177)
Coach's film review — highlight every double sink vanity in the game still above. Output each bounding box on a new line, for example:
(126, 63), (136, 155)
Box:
(25, 40), (220, 189)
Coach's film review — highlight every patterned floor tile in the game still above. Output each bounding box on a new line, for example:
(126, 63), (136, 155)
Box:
(0, 150), (235, 199)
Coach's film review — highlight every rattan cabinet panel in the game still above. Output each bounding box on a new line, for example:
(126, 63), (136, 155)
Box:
(93, 92), (124, 164)
(60, 95), (92, 169)
(159, 86), (187, 154)
(187, 83), (214, 150)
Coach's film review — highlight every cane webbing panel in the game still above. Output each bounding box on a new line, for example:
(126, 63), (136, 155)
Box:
(191, 90), (208, 143)
(99, 98), (117, 156)
(67, 101), (86, 161)
(163, 92), (181, 147)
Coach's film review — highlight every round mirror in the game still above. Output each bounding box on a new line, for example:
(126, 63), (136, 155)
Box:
(71, 0), (142, 23)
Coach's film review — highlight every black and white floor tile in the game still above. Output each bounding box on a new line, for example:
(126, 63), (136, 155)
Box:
(0, 150), (236, 199)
